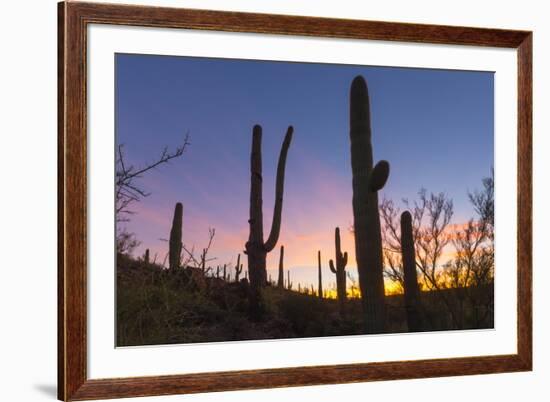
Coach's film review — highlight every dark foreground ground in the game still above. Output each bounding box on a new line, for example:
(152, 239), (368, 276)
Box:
(117, 254), (494, 347)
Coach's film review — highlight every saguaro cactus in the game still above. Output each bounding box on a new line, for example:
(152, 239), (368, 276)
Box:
(329, 227), (348, 315)
(169, 202), (183, 269)
(234, 254), (243, 282)
(287, 270), (293, 290)
(200, 248), (206, 273)
(277, 245), (285, 288)
(317, 250), (323, 299)
(144, 249), (150, 264)
(245, 124), (293, 318)
(401, 211), (423, 331)
(349, 75), (390, 333)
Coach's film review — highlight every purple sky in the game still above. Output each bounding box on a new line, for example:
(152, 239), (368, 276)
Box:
(116, 53), (494, 291)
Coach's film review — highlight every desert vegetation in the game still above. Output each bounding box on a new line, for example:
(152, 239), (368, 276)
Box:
(116, 75), (494, 346)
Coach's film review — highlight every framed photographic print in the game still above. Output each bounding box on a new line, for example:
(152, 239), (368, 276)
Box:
(58, 1), (532, 400)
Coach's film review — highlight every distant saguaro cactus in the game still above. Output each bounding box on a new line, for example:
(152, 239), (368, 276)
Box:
(349, 75), (390, 333)
(245, 124), (293, 319)
(401, 211), (424, 331)
(234, 254), (243, 282)
(277, 245), (285, 288)
(216, 265), (220, 279)
(317, 250), (323, 299)
(287, 270), (293, 290)
(329, 227), (348, 315)
(144, 249), (150, 264)
(223, 264), (227, 281)
(168, 202), (183, 269)
(200, 248), (206, 273)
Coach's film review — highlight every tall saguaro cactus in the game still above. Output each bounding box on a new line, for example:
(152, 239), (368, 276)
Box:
(349, 76), (390, 333)
(401, 211), (423, 331)
(245, 124), (293, 318)
(169, 202), (183, 270)
(277, 245), (285, 288)
(317, 250), (323, 299)
(329, 227), (348, 315)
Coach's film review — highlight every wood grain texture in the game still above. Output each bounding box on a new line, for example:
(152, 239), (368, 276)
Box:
(70, 355), (529, 401)
(59, 2), (88, 400)
(516, 33), (533, 369)
(58, 1), (532, 400)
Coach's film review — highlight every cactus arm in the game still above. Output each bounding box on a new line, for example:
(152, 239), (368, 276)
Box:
(263, 126), (294, 252)
(369, 160), (390, 192)
(343, 251), (348, 267)
(329, 259), (337, 274)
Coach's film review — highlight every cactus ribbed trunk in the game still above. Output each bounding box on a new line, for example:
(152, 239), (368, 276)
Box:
(401, 211), (424, 331)
(317, 250), (323, 299)
(349, 76), (390, 333)
(329, 227), (348, 316)
(246, 124), (293, 320)
(168, 202), (183, 270)
(277, 245), (285, 288)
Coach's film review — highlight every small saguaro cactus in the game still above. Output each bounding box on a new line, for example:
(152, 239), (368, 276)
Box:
(144, 249), (150, 264)
(287, 270), (293, 290)
(223, 264), (227, 281)
(349, 75), (390, 333)
(277, 245), (285, 288)
(245, 124), (293, 319)
(216, 265), (220, 279)
(200, 249), (207, 273)
(329, 227), (348, 315)
(401, 211), (424, 332)
(234, 254), (243, 282)
(169, 202), (183, 270)
(317, 250), (323, 300)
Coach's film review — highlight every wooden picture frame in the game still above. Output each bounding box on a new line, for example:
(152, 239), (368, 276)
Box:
(58, 1), (532, 400)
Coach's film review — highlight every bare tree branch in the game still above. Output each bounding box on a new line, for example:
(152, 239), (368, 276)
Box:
(116, 134), (190, 221)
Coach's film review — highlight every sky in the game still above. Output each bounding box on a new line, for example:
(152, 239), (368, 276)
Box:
(115, 53), (494, 291)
